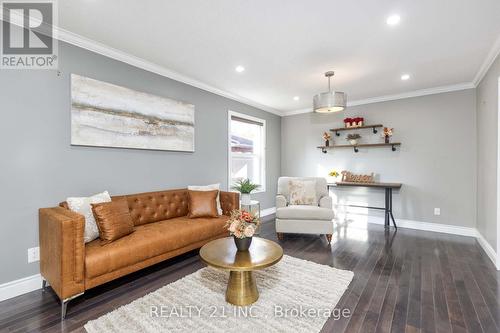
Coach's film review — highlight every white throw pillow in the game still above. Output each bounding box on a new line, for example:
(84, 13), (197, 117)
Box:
(289, 180), (317, 206)
(187, 183), (222, 215)
(67, 191), (112, 243)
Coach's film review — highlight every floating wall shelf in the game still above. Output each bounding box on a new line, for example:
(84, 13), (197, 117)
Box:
(317, 142), (401, 153)
(330, 124), (383, 136)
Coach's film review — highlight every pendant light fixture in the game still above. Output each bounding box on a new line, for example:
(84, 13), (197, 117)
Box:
(313, 71), (347, 113)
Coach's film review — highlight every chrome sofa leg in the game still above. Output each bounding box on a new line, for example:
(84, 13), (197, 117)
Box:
(61, 292), (84, 320)
(61, 300), (68, 321)
(42, 279), (47, 292)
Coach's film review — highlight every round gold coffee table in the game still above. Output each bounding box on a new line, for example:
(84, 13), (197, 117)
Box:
(199, 237), (283, 306)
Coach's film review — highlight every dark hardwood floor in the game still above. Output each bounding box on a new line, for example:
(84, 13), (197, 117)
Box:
(1, 216), (499, 333)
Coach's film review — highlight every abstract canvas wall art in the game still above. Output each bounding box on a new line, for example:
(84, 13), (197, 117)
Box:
(71, 74), (195, 152)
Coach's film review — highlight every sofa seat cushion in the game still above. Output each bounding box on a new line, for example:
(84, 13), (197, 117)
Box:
(276, 205), (334, 220)
(85, 216), (228, 278)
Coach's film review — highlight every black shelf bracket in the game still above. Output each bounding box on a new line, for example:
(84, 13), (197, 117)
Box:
(322, 147), (327, 154)
(353, 146), (359, 153)
(391, 144), (397, 151)
(372, 127), (378, 134)
(335, 131), (340, 137)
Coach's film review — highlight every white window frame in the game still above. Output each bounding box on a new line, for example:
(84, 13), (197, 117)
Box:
(228, 110), (266, 193)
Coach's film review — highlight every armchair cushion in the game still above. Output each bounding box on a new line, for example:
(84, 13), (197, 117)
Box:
(276, 205), (334, 220)
(289, 179), (317, 205)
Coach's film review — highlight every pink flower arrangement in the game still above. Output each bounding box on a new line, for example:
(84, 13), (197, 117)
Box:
(225, 210), (260, 239)
(383, 127), (393, 137)
(343, 117), (364, 127)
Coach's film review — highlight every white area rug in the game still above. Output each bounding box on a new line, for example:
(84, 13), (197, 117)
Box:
(85, 255), (354, 333)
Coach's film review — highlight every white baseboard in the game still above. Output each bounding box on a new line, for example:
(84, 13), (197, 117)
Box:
(340, 212), (498, 270)
(363, 215), (477, 237)
(475, 232), (499, 270)
(261, 207), (276, 217)
(0, 274), (42, 302)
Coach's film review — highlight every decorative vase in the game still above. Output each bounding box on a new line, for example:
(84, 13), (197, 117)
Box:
(325, 139), (330, 147)
(241, 193), (251, 205)
(234, 236), (252, 251)
(385, 136), (390, 144)
(357, 121), (363, 127)
(349, 139), (358, 145)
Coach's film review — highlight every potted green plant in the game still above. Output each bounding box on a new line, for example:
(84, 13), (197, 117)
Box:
(231, 178), (260, 205)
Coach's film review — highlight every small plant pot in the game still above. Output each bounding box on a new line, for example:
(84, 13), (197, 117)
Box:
(385, 136), (390, 144)
(234, 236), (252, 251)
(357, 121), (363, 127)
(349, 139), (358, 145)
(325, 140), (330, 147)
(241, 193), (251, 205)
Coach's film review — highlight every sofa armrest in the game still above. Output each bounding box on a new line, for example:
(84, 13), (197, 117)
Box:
(319, 196), (332, 209)
(39, 207), (85, 300)
(276, 195), (287, 208)
(220, 191), (240, 216)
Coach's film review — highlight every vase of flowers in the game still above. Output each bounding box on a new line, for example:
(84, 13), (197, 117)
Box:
(346, 133), (361, 145)
(225, 210), (260, 251)
(232, 178), (260, 205)
(344, 118), (353, 128)
(354, 117), (364, 127)
(382, 127), (393, 143)
(344, 117), (364, 128)
(323, 132), (331, 147)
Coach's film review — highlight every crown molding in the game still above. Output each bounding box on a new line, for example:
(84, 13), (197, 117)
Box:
(283, 82), (475, 116)
(5, 11), (499, 118)
(473, 34), (500, 87)
(1, 10), (280, 116)
(54, 28), (284, 117)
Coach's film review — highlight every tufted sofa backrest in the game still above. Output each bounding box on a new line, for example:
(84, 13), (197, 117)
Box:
(60, 188), (240, 227)
(115, 189), (189, 226)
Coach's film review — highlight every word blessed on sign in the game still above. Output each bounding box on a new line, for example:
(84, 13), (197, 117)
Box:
(341, 171), (375, 183)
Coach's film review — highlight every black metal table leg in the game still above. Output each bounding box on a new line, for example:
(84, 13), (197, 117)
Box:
(384, 188), (390, 228)
(388, 188), (397, 229)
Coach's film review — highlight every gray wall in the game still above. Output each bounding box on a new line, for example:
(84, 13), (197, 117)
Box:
(0, 42), (281, 284)
(476, 53), (500, 251)
(282, 90), (477, 228)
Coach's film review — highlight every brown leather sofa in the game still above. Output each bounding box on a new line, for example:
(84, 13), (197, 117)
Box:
(39, 188), (239, 319)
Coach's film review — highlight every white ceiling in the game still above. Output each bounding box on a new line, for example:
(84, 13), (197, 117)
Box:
(58, 0), (500, 115)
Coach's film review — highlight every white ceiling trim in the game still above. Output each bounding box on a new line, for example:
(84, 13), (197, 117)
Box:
(283, 82), (475, 116)
(29, 17), (499, 118)
(55, 27), (284, 116)
(472, 34), (500, 86)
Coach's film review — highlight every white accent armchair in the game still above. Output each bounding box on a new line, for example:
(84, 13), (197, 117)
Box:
(275, 177), (335, 243)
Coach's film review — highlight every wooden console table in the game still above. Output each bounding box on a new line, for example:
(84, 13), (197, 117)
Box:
(327, 181), (403, 229)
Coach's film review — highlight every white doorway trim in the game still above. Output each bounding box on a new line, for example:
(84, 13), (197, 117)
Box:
(497, 77), (500, 269)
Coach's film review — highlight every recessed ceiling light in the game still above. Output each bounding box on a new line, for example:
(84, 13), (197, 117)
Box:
(401, 74), (410, 81)
(293, 96), (300, 101)
(235, 65), (245, 73)
(386, 14), (401, 25)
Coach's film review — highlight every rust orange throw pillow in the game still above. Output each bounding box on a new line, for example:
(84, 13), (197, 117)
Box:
(188, 190), (219, 218)
(91, 199), (134, 244)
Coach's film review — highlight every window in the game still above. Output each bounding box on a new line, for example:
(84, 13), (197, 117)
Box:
(228, 111), (266, 192)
